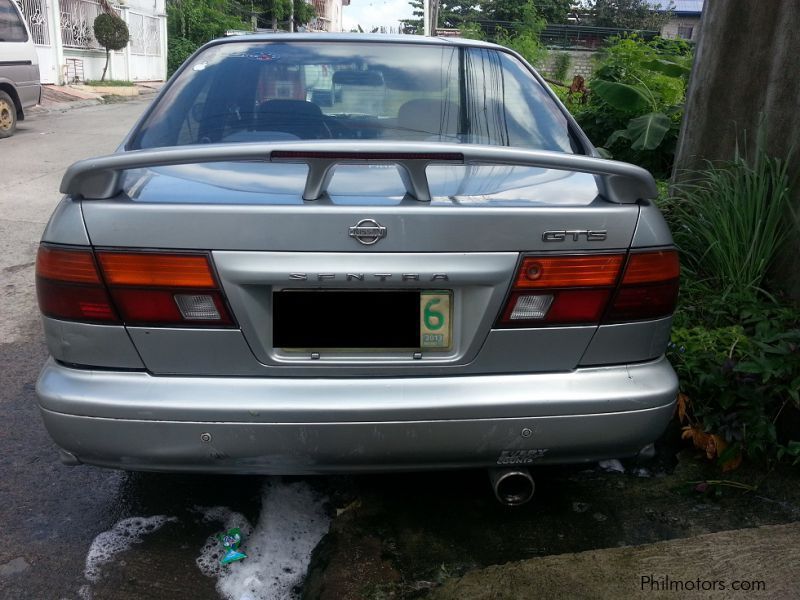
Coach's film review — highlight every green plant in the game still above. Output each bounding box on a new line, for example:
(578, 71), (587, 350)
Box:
(93, 13), (129, 82)
(572, 35), (692, 177)
(459, 21), (485, 41)
(494, 1), (548, 67)
(669, 137), (794, 294)
(83, 79), (134, 87)
(552, 52), (572, 82)
(167, 36), (199, 76)
(669, 297), (800, 468)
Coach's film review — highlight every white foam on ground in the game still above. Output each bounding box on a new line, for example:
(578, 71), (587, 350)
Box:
(195, 506), (254, 577)
(197, 480), (331, 600)
(598, 459), (625, 473)
(84, 515), (178, 582)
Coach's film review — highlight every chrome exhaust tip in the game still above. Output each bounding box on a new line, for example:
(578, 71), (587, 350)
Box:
(489, 468), (535, 506)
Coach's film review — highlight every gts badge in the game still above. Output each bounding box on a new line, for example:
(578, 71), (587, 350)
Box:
(542, 229), (607, 242)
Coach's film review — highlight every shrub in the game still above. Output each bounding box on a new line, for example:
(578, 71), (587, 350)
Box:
(494, 1), (548, 68)
(663, 135), (800, 469)
(168, 36), (199, 76)
(669, 137), (794, 294)
(552, 52), (572, 83)
(571, 36), (692, 177)
(669, 295), (800, 469)
(93, 13), (129, 82)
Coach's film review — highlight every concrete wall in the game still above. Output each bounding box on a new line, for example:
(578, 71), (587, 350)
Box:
(538, 50), (595, 82)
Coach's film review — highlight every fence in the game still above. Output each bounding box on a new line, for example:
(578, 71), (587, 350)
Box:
(541, 24), (659, 50)
(128, 12), (161, 56)
(12, 0), (49, 45)
(60, 0), (107, 49)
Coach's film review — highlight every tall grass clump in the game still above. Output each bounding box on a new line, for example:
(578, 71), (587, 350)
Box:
(669, 139), (794, 296)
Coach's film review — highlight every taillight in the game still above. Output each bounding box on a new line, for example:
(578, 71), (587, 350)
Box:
(605, 250), (679, 322)
(497, 250), (679, 327)
(36, 246), (119, 323)
(36, 245), (234, 327)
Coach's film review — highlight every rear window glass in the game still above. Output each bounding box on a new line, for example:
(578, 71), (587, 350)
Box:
(130, 41), (575, 153)
(0, 0), (28, 42)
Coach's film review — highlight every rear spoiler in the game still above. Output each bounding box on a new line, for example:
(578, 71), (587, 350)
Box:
(61, 141), (657, 203)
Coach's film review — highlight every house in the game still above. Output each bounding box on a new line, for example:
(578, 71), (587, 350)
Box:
(648, 0), (704, 42)
(12, 0), (167, 84)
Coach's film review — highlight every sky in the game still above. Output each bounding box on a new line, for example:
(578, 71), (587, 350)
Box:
(342, 0), (415, 32)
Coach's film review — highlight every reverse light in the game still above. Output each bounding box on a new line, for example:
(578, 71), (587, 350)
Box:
(508, 294), (554, 320)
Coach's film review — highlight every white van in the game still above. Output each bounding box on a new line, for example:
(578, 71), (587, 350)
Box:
(0, 0), (41, 138)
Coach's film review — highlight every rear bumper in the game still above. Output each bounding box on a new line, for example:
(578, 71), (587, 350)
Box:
(36, 357), (678, 474)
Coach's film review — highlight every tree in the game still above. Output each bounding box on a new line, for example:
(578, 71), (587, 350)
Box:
(166, 0), (248, 75)
(479, 0), (571, 26)
(493, 1), (548, 66)
(673, 1), (800, 297)
(252, 0), (315, 31)
(401, 1), (480, 34)
(93, 13), (129, 81)
(585, 0), (674, 31)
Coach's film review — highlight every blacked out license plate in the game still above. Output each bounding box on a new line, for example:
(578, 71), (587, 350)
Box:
(272, 290), (452, 351)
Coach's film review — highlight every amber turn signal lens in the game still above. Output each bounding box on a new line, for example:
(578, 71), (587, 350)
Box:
(514, 255), (624, 289)
(97, 252), (217, 288)
(36, 245), (101, 284)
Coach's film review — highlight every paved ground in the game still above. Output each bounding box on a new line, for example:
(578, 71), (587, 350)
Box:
(1, 99), (799, 600)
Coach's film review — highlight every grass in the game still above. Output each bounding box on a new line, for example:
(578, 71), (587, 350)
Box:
(668, 135), (794, 295)
(82, 80), (135, 87)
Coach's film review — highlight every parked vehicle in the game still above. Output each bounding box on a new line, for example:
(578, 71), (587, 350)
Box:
(35, 35), (678, 505)
(0, 0), (41, 138)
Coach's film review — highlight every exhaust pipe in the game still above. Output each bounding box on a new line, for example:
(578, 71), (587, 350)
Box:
(488, 468), (535, 506)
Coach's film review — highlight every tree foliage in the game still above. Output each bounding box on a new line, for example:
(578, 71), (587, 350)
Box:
(479, 0), (571, 25)
(402, 0), (571, 35)
(493, 1), (548, 67)
(569, 36), (692, 176)
(585, 0), (674, 31)
(166, 0), (247, 75)
(93, 13), (129, 81)
(166, 0), (316, 75)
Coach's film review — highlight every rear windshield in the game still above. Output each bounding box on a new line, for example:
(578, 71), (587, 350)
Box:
(130, 41), (576, 153)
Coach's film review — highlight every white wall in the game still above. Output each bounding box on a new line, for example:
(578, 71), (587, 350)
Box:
(22, 0), (166, 84)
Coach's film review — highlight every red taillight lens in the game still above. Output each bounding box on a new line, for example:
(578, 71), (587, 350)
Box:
(36, 245), (234, 327)
(606, 250), (680, 322)
(498, 253), (624, 327)
(36, 246), (119, 323)
(498, 250), (679, 327)
(96, 251), (233, 326)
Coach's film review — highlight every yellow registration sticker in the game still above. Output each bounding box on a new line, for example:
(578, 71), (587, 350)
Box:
(420, 290), (452, 350)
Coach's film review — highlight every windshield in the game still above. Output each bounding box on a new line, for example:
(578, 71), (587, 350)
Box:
(130, 40), (576, 153)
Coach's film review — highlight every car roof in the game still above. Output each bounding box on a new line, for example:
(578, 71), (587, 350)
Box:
(203, 32), (504, 51)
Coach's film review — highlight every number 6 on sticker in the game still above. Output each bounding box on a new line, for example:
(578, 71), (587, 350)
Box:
(424, 298), (444, 330)
(420, 291), (451, 350)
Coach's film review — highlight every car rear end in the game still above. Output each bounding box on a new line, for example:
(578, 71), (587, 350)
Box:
(34, 35), (678, 474)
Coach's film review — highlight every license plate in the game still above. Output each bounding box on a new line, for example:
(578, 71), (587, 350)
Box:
(272, 290), (452, 351)
(419, 290), (451, 350)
